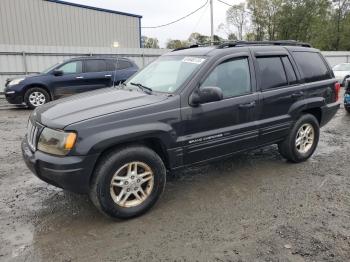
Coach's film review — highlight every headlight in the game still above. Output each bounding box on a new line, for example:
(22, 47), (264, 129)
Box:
(8, 78), (25, 86)
(37, 128), (77, 156)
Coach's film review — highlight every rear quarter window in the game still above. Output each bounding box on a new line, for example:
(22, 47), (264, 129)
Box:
(293, 52), (331, 83)
(117, 60), (133, 70)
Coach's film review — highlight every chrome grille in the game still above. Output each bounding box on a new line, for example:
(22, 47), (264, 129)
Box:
(27, 121), (39, 151)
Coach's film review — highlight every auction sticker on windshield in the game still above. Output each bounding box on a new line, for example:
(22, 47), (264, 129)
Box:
(182, 57), (206, 64)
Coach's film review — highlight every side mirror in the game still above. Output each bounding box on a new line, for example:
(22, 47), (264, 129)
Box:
(190, 86), (223, 106)
(53, 69), (63, 76)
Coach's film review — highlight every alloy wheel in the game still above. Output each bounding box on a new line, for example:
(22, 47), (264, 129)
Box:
(295, 123), (315, 154)
(110, 162), (154, 208)
(28, 91), (46, 107)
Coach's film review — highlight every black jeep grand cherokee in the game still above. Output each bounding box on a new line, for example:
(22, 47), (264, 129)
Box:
(22, 41), (340, 219)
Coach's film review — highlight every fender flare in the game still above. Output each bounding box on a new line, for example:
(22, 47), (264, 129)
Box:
(288, 97), (325, 119)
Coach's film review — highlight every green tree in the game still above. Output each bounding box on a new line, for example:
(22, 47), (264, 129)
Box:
(226, 3), (249, 40)
(166, 39), (189, 49)
(141, 36), (160, 48)
(188, 32), (210, 44)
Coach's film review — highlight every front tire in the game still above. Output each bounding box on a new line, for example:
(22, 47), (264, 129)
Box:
(89, 145), (166, 219)
(345, 107), (350, 114)
(278, 114), (320, 163)
(24, 87), (50, 109)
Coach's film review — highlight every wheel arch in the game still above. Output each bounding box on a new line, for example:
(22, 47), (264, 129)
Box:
(24, 83), (53, 101)
(88, 137), (171, 186)
(288, 97), (325, 124)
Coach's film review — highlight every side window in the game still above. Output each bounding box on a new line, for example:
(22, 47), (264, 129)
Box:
(201, 58), (251, 98)
(85, 60), (107, 73)
(117, 60), (133, 70)
(58, 61), (82, 74)
(106, 60), (116, 71)
(282, 56), (298, 85)
(257, 57), (287, 90)
(293, 52), (331, 83)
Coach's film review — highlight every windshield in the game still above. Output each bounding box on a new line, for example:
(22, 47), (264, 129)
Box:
(125, 55), (206, 93)
(41, 61), (63, 74)
(333, 63), (350, 71)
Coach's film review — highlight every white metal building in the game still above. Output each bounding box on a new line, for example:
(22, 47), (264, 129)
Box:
(0, 0), (142, 48)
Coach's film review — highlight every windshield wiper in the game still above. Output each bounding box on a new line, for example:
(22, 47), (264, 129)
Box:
(130, 82), (153, 94)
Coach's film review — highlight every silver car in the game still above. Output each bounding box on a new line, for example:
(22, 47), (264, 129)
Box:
(332, 63), (350, 86)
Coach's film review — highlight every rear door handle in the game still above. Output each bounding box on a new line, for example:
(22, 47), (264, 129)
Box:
(105, 74), (112, 77)
(239, 101), (256, 109)
(76, 76), (84, 79)
(291, 91), (304, 98)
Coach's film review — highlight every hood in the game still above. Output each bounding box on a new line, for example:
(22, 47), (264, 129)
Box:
(6, 73), (40, 86)
(33, 88), (168, 129)
(333, 70), (350, 80)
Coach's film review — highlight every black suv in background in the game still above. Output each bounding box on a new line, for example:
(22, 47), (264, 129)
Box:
(22, 41), (340, 219)
(4, 57), (138, 109)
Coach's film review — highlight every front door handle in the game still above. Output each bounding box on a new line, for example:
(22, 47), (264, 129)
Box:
(291, 91), (304, 98)
(239, 101), (256, 109)
(76, 76), (84, 79)
(105, 74), (112, 77)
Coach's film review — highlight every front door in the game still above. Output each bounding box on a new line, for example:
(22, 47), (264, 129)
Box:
(52, 60), (85, 98)
(181, 55), (259, 165)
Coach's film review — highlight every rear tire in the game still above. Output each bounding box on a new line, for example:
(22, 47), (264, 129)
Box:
(345, 107), (350, 114)
(278, 114), (320, 163)
(24, 87), (50, 109)
(89, 145), (166, 219)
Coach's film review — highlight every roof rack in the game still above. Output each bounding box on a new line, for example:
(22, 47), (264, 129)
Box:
(171, 40), (311, 52)
(217, 40), (312, 49)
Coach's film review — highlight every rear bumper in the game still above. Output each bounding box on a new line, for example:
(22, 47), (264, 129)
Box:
(21, 137), (99, 194)
(320, 102), (340, 127)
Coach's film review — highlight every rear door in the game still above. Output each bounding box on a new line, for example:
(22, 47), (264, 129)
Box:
(253, 50), (303, 144)
(181, 54), (260, 165)
(80, 59), (113, 92)
(114, 59), (138, 84)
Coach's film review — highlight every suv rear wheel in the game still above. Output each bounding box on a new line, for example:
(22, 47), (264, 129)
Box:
(278, 114), (320, 163)
(90, 145), (166, 219)
(24, 87), (50, 109)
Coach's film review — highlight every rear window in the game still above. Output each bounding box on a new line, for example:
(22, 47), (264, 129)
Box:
(293, 52), (331, 83)
(257, 57), (287, 90)
(282, 56), (298, 85)
(85, 60), (107, 73)
(117, 60), (133, 70)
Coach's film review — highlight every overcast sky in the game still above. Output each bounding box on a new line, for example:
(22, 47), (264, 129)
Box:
(66, 0), (243, 47)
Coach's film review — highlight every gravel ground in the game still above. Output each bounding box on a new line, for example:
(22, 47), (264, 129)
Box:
(0, 96), (350, 262)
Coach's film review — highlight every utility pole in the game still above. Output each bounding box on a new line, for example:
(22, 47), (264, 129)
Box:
(210, 0), (214, 45)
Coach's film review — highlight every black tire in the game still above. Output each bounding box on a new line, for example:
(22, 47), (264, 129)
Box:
(278, 114), (320, 163)
(24, 87), (50, 109)
(345, 107), (350, 114)
(89, 145), (166, 219)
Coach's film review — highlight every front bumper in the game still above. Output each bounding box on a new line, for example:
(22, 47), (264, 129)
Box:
(320, 102), (340, 127)
(5, 92), (23, 104)
(21, 137), (99, 194)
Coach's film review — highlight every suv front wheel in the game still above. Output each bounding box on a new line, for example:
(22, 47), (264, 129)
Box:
(24, 87), (50, 109)
(90, 145), (166, 219)
(278, 114), (320, 163)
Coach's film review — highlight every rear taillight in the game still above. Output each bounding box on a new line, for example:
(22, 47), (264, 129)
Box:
(335, 82), (341, 101)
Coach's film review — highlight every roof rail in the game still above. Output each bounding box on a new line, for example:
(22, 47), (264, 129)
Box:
(217, 40), (312, 49)
(171, 41), (223, 52)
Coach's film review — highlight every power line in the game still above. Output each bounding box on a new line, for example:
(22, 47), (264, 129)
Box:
(189, 2), (210, 36)
(216, 0), (252, 14)
(142, 0), (209, 29)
